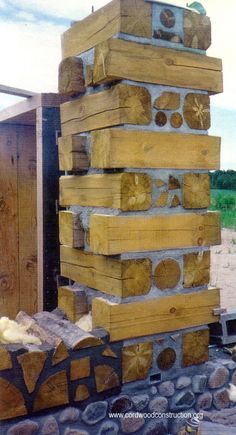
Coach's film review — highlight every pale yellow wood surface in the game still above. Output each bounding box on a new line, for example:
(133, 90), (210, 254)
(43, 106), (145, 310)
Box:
(61, 0), (152, 58)
(89, 212), (221, 255)
(0, 378), (27, 420)
(60, 84), (151, 136)
(92, 38), (223, 93)
(59, 211), (84, 248)
(92, 288), (220, 341)
(58, 135), (89, 171)
(17, 351), (47, 393)
(91, 129), (221, 170)
(60, 245), (151, 298)
(33, 371), (69, 411)
(59, 173), (151, 211)
(184, 251), (210, 288)
(0, 346), (12, 370)
(183, 173), (211, 209)
(58, 286), (88, 322)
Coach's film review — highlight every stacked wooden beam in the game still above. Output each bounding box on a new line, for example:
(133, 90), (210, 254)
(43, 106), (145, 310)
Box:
(58, 0), (222, 354)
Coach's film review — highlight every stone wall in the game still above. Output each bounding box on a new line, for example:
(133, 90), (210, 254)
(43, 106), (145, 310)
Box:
(1, 350), (235, 434)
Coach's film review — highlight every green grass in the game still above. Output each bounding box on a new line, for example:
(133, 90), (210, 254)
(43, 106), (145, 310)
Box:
(210, 189), (236, 230)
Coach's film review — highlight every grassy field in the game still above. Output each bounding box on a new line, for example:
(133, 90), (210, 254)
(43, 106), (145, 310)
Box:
(210, 189), (236, 230)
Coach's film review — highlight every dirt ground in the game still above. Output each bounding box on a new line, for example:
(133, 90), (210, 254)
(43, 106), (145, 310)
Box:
(211, 228), (236, 310)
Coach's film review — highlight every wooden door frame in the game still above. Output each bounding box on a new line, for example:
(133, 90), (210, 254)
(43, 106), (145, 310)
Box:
(0, 93), (67, 314)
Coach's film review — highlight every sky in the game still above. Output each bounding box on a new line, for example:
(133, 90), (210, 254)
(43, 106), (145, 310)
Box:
(0, 0), (235, 169)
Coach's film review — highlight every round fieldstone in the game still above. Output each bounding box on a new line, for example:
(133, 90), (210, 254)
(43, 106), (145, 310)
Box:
(176, 376), (191, 390)
(7, 420), (39, 435)
(213, 388), (230, 410)
(150, 386), (157, 395)
(232, 370), (236, 385)
(120, 416), (145, 433)
(149, 396), (168, 413)
(59, 407), (80, 423)
(82, 401), (108, 425)
(192, 375), (207, 393)
(170, 390), (195, 411)
(98, 421), (119, 435)
(226, 361), (236, 371)
(132, 394), (149, 411)
(196, 392), (212, 411)
(110, 396), (133, 413)
(144, 420), (168, 435)
(41, 416), (59, 435)
(158, 381), (175, 397)
(64, 430), (89, 435)
(208, 366), (229, 389)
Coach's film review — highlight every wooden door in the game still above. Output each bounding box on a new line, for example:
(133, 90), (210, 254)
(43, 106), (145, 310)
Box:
(0, 124), (37, 318)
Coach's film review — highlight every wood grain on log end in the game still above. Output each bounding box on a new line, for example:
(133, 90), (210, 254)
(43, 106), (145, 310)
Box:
(17, 351), (47, 393)
(122, 342), (153, 383)
(184, 10), (211, 50)
(120, 173), (152, 211)
(122, 258), (152, 297)
(183, 173), (210, 209)
(184, 251), (210, 288)
(58, 56), (85, 97)
(0, 378), (27, 420)
(154, 92), (180, 110)
(170, 112), (183, 128)
(155, 111), (167, 127)
(70, 357), (90, 381)
(75, 384), (90, 401)
(182, 329), (209, 367)
(95, 364), (120, 392)
(157, 347), (176, 370)
(154, 258), (181, 290)
(156, 191), (168, 207)
(170, 194), (181, 208)
(102, 347), (118, 358)
(120, 0), (152, 38)
(156, 179), (166, 188)
(33, 371), (69, 411)
(52, 341), (69, 366)
(184, 93), (210, 130)
(0, 346), (12, 370)
(169, 175), (180, 190)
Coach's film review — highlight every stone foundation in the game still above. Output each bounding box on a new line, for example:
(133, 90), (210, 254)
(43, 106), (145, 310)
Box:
(1, 349), (235, 434)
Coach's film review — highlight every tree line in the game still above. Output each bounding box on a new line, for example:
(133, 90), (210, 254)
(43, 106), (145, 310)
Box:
(209, 170), (236, 190)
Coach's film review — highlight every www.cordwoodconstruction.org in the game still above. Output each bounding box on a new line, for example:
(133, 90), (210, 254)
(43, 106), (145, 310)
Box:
(108, 412), (204, 419)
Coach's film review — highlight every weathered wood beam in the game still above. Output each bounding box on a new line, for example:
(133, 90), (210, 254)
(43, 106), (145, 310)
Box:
(92, 38), (222, 94)
(61, 0), (152, 57)
(91, 129), (221, 170)
(59, 211), (84, 248)
(60, 83), (151, 136)
(89, 212), (221, 255)
(58, 286), (88, 322)
(92, 288), (220, 341)
(59, 173), (152, 210)
(60, 245), (152, 298)
(58, 135), (89, 171)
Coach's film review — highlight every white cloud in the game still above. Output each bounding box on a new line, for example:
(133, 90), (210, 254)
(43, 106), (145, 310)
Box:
(8, 0), (109, 19)
(16, 11), (36, 21)
(0, 20), (66, 93)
